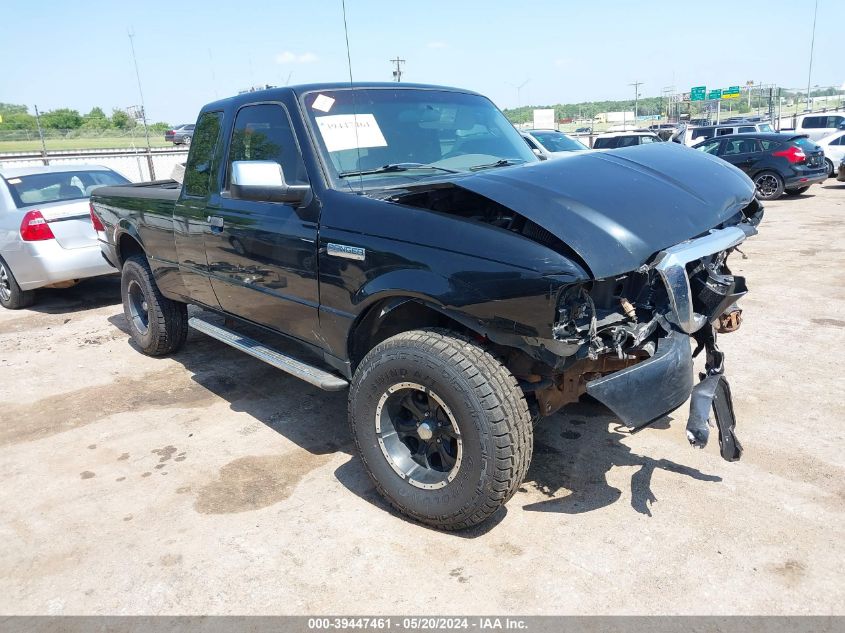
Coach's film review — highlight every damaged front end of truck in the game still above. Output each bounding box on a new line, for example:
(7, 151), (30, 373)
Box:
(540, 214), (760, 461)
(384, 143), (764, 462)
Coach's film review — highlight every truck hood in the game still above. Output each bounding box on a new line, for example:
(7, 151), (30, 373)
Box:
(444, 143), (756, 279)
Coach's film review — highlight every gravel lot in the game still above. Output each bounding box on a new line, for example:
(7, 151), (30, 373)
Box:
(1, 182), (843, 616)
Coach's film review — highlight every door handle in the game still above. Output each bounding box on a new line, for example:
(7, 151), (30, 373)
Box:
(207, 216), (224, 228)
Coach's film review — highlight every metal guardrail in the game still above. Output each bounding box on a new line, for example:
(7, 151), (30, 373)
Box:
(0, 146), (189, 180)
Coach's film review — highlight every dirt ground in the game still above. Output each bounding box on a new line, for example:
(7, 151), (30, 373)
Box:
(1, 182), (843, 616)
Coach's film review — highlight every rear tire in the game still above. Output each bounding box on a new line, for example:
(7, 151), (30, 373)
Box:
(0, 257), (35, 310)
(753, 171), (784, 200)
(121, 254), (187, 356)
(785, 186), (810, 195)
(349, 329), (533, 530)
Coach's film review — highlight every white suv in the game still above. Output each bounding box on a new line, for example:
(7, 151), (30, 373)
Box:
(671, 122), (775, 147)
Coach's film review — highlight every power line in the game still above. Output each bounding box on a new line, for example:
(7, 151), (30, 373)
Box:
(390, 56), (405, 82)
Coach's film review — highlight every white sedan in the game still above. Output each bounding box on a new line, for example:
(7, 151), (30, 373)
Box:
(0, 164), (129, 309)
(520, 130), (589, 159)
(816, 130), (845, 177)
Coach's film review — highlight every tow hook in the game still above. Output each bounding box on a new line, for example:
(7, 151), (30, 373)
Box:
(686, 325), (744, 462)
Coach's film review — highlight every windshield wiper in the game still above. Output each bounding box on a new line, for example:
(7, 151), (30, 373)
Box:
(338, 163), (459, 178)
(469, 158), (526, 172)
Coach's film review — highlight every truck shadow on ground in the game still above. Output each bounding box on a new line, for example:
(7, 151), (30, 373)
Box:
(29, 275), (122, 315)
(107, 310), (720, 530)
(523, 400), (721, 517)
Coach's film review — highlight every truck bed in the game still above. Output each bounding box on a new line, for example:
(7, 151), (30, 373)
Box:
(93, 180), (181, 202)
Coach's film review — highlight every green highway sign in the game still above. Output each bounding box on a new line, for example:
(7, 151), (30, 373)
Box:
(708, 89), (722, 100)
(722, 86), (741, 99)
(690, 86), (706, 101)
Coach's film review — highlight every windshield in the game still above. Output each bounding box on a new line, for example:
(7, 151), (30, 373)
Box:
(4, 169), (129, 208)
(531, 131), (588, 152)
(302, 88), (536, 188)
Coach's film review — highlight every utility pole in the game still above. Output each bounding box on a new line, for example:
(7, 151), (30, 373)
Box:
(33, 105), (48, 165)
(806, 0), (818, 112)
(629, 81), (643, 123)
(128, 29), (155, 179)
(390, 56), (405, 82)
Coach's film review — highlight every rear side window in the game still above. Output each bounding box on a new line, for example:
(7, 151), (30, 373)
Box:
(592, 137), (616, 149)
(802, 116), (824, 129)
(760, 140), (780, 150)
(722, 139), (761, 155)
(691, 128), (714, 141)
(738, 126), (755, 133)
(226, 104), (307, 187)
(183, 112), (223, 197)
(716, 127), (735, 136)
(793, 137), (819, 151)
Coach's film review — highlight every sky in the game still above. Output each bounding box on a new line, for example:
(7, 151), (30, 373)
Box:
(0, 0), (839, 125)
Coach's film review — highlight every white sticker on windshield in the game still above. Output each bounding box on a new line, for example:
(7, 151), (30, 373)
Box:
(316, 114), (388, 152)
(312, 94), (335, 113)
(7, 178), (21, 184)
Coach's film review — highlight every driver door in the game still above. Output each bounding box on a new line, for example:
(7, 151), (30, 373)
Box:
(203, 103), (320, 345)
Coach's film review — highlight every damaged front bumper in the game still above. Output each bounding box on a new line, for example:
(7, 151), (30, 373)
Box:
(585, 330), (693, 427)
(578, 224), (758, 461)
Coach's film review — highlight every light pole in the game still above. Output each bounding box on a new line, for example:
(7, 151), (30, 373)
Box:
(806, 0), (818, 112)
(507, 78), (530, 109)
(127, 29), (154, 180)
(629, 81), (643, 124)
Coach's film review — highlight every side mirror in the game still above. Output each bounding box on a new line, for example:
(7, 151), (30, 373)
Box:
(230, 160), (310, 204)
(532, 148), (547, 160)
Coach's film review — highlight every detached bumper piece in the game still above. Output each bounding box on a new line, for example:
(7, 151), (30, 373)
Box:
(685, 325), (743, 462)
(585, 331), (693, 428)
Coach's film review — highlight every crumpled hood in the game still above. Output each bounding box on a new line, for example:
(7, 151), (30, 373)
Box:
(452, 143), (756, 278)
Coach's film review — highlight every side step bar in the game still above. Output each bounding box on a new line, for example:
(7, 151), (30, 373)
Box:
(188, 317), (349, 391)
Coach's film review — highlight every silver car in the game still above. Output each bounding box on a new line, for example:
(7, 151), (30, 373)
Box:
(0, 164), (129, 309)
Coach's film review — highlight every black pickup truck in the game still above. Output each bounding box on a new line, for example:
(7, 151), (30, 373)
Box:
(91, 83), (762, 530)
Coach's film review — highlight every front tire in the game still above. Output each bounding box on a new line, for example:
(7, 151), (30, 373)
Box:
(754, 171), (784, 200)
(349, 329), (533, 530)
(121, 254), (187, 356)
(0, 257), (35, 310)
(825, 158), (834, 177)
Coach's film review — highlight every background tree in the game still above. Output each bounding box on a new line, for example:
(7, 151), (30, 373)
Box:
(41, 108), (83, 129)
(111, 109), (136, 130)
(82, 106), (110, 131)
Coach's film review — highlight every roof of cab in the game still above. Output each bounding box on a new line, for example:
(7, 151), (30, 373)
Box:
(201, 82), (483, 112)
(0, 164), (112, 179)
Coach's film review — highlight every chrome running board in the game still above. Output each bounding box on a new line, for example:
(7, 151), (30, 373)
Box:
(188, 317), (348, 391)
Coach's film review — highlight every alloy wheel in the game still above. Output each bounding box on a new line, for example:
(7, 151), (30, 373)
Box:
(375, 382), (463, 490)
(126, 279), (150, 335)
(755, 174), (780, 198)
(0, 263), (11, 303)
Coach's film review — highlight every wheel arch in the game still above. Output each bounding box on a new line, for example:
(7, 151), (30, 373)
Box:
(347, 295), (483, 371)
(114, 223), (146, 268)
